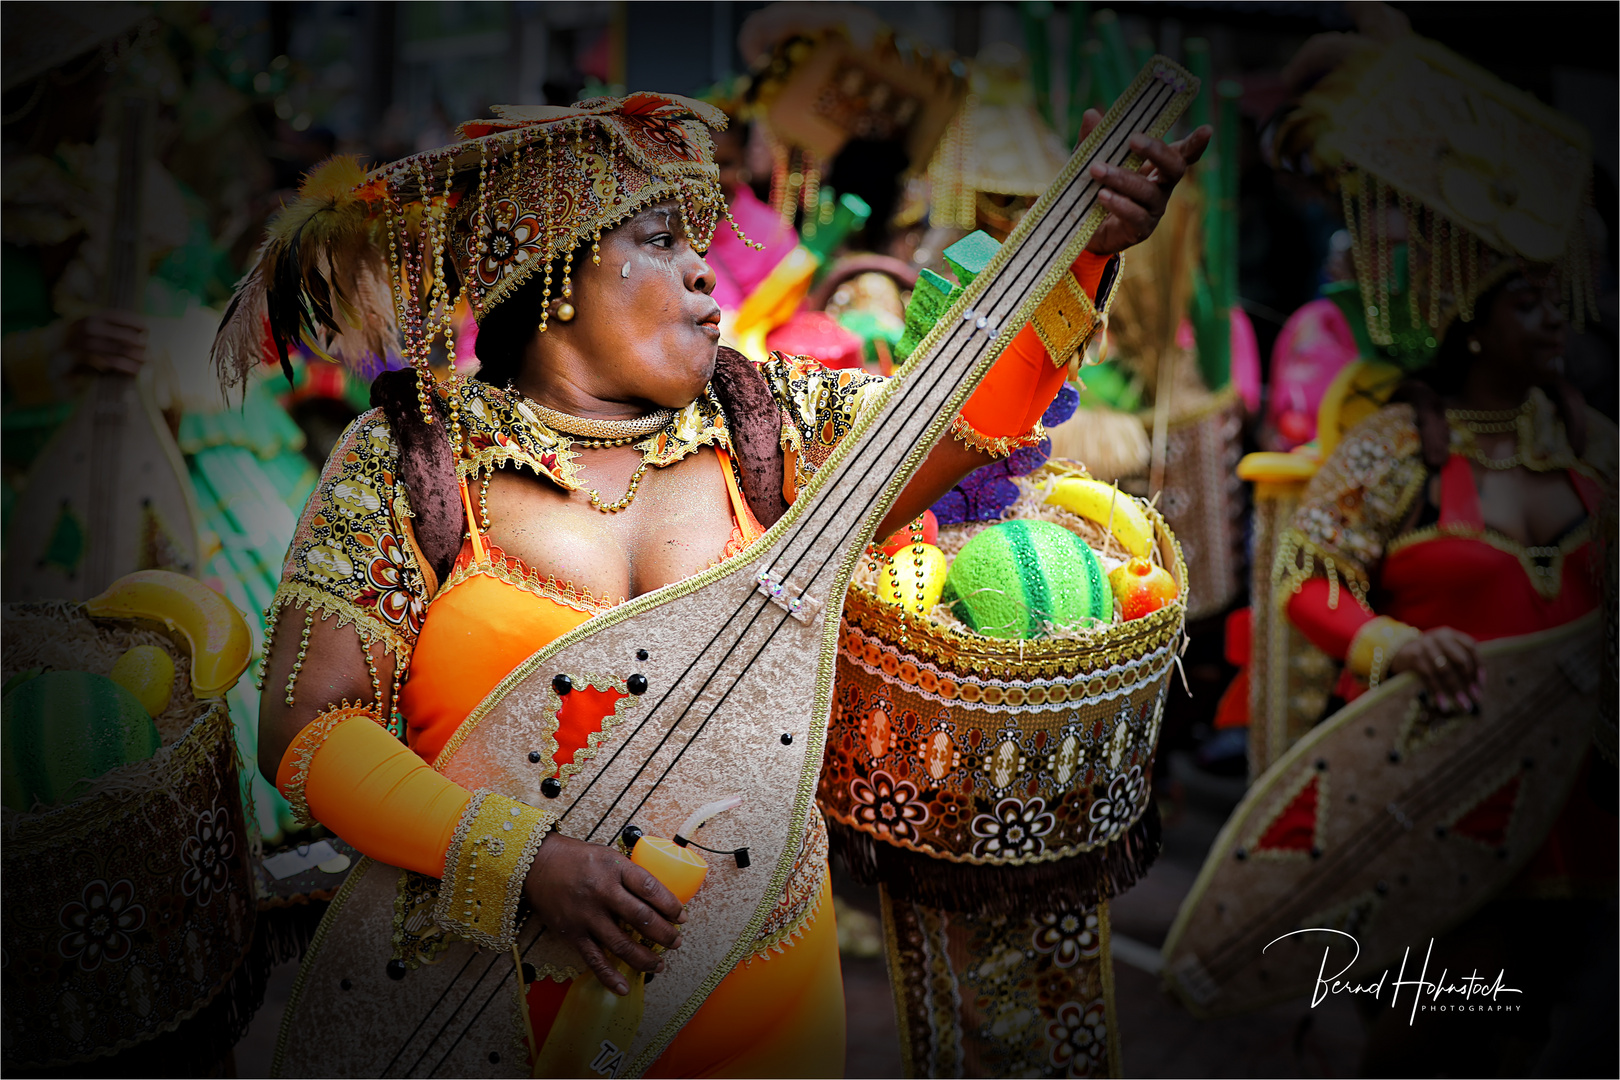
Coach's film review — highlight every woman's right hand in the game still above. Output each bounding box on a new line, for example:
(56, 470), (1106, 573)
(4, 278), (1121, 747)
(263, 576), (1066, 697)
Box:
(523, 833), (686, 995)
(1388, 627), (1483, 713)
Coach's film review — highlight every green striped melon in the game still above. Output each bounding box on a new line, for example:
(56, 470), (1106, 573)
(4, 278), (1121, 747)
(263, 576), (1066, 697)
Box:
(2, 671), (161, 811)
(943, 520), (1111, 639)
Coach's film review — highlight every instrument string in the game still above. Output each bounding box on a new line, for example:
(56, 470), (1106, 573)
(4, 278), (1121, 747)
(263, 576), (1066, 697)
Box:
(390, 950), (491, 1076)
(392, 917), (550, 1073)
(579, 85), (1174, 838)
(428, 937), (541, 1077)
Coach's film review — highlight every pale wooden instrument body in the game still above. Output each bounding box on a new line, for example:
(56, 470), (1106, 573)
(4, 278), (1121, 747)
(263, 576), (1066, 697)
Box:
(1164, 613), (1602, 1018)
(3, 95), (201, 602)
(275, 61), (1198, 1078)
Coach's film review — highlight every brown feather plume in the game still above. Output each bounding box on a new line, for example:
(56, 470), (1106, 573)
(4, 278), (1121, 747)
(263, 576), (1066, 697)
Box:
(212, 156), (400, 390)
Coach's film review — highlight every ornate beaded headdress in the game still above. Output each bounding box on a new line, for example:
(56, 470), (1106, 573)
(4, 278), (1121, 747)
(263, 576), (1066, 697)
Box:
(749, 28), (966, 230)
(926, 44), (1071, 232)
(212, 92), (744, 426)
(1272, 35), (1596, 346)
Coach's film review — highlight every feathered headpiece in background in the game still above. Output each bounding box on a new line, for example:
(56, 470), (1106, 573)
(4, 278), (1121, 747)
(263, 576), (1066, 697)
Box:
(212, 92), (735, 397)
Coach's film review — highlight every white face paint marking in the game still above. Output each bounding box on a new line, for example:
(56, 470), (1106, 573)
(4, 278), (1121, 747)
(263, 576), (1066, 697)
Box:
(621, 262), (631, 278)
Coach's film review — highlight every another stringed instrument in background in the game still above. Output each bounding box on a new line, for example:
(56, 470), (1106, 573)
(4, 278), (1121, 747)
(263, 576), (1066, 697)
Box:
(3, 95), (201, 602)
(276, 60), (1198, 1079)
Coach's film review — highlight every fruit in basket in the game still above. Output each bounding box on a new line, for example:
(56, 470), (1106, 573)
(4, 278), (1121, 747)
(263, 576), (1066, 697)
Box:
(2, 671), (161, 810)
(1108, 557), (1179, 620)
(1044, 477), (1153, 557)
(875, 542), (949, 614)
(110, 645), (176, 718)
(878, 510), (939, 556)
(943, 520), (1110, 639)
(84, 570), (252, 698)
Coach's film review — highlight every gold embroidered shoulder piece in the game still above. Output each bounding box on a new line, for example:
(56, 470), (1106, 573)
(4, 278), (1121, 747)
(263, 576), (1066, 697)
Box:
(1274, 404), (1428, 611)
(269, 409), (430, 677)
(758, 352), (888, 502)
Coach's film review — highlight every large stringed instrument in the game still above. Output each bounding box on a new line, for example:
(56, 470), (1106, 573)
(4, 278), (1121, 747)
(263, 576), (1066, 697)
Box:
(275, 59), (1197, 1079)
(3, 94), (201, 601)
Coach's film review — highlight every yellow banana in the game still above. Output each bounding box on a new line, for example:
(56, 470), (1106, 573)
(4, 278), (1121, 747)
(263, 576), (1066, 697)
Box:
(1044, 477), (1155, 558)
(85, 571), (252, 698)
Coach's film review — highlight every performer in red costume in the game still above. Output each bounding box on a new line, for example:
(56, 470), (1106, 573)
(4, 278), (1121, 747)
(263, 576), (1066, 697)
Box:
(1269, 29), (1615, 1073)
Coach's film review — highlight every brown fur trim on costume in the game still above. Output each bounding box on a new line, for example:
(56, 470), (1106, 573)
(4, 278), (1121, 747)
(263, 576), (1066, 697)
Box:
(710, 346), (789, 528)
(370, 370), (462, 587)
(826, 800), (1162, 916)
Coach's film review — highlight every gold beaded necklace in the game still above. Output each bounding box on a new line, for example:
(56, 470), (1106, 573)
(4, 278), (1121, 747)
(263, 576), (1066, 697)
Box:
(507, 391), (672, 513)
(1446, 396), (1574, 473)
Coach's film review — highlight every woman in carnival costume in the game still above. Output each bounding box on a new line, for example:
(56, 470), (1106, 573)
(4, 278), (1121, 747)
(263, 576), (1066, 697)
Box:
(213, 92), (1206, 1075)
(1268, 33), (1615, 1075)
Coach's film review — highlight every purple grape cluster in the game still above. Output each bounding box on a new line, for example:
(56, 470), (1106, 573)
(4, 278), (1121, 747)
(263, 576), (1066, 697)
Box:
(931, 385), (1080, 525)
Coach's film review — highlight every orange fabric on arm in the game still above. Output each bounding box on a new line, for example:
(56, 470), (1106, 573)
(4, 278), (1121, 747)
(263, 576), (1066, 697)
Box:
(959, 251), (1109, 439)
(277, 715), (472, 878)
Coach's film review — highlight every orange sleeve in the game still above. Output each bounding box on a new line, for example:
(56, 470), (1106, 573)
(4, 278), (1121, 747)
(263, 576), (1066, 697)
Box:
(957, 252), (1112, 447)
(277, 709), (472, 878)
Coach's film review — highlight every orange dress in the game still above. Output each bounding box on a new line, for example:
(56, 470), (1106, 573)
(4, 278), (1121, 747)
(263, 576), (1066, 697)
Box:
(398, 449), (846, 1079)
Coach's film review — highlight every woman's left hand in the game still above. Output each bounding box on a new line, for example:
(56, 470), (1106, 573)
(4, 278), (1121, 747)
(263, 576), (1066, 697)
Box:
(1078, 108), (1213, 257)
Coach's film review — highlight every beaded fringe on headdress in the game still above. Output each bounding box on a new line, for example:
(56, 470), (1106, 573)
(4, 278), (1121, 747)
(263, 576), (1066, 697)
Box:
(1271, 35), (1597, 346)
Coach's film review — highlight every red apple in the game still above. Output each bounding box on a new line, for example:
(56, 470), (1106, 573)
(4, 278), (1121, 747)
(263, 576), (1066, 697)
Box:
(1108, 557), (1178, 620)
(878, 509), (939, 556)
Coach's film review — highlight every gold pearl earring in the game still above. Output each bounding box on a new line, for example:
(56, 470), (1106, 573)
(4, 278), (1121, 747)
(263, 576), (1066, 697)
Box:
(555, 300), (575, 322)
(1467, 338), (1482, 354)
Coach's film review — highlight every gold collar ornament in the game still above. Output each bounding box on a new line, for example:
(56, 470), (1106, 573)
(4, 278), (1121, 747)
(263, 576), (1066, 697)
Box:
(1447, 388), (1579, 473)
(514, 397), (675, 444)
